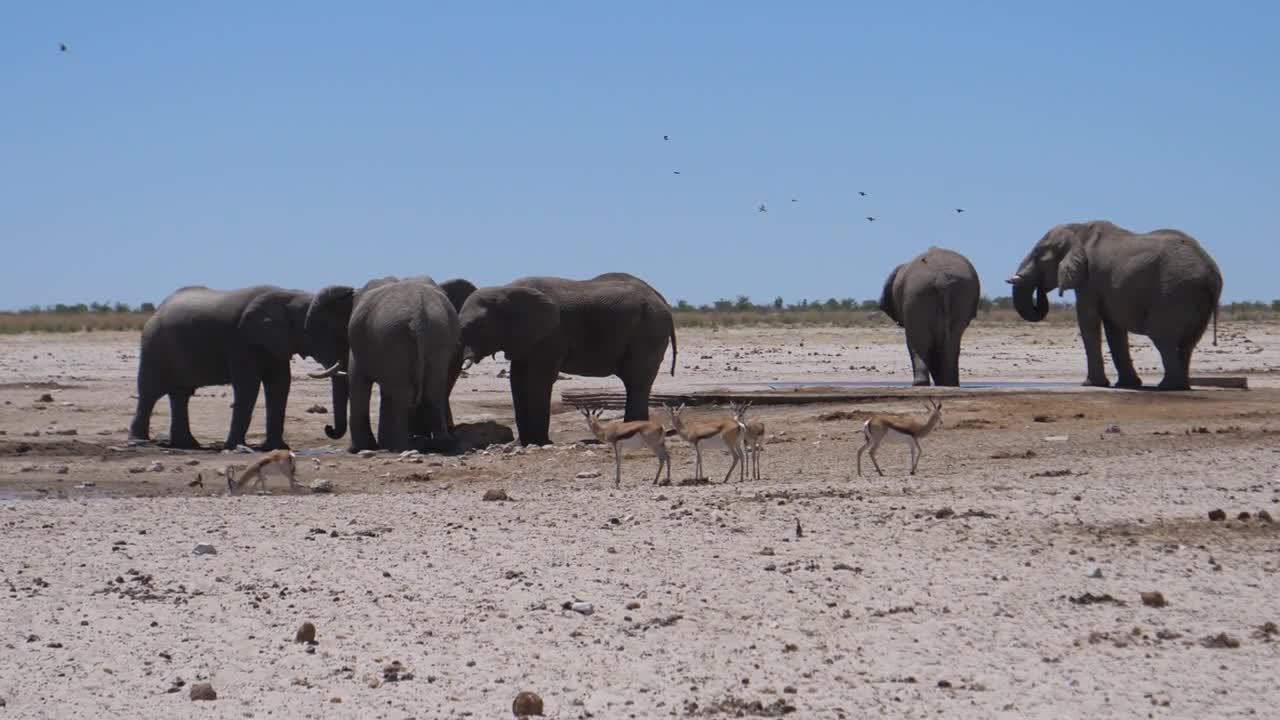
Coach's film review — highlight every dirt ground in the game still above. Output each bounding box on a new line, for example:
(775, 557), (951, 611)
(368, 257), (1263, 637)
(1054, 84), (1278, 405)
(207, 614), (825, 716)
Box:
(1, 322), (1279, 719)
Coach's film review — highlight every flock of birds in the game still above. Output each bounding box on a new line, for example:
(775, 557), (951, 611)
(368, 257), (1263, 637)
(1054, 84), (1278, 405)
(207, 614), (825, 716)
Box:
(52, 41), (967, 223)
(661, 133), (966, 221)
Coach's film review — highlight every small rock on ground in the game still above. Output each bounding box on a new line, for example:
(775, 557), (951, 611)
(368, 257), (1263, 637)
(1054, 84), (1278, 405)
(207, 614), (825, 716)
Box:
(575, 470), (601, 479)
(310, 479), (334, 493)
(482, 489), (510, 502)
(1140, 591), (1167, 608)
(1207, 509), (1226, 521)
(189, 683), (217, 701)
(512, 690), (545, 717)
(192, 543), (217, 556)
(295, 622), (316, 643)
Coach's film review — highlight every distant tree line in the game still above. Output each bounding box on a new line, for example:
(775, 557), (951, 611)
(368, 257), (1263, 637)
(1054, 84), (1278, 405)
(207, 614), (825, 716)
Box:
(14, 301), (156, 314)
(671, 296), (1280, 314)
(673, 295), (1024, 313)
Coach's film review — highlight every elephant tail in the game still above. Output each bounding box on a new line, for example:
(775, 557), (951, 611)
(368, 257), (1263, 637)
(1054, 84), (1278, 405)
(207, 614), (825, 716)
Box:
(413, 316), (430, 410)
(669, 324), (678, 377)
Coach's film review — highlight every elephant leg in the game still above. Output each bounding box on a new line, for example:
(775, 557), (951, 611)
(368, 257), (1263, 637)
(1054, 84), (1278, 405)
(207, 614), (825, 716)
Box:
(348, 358), (378, 452)
(906, 339), (931, 386)
(166, 388), (199, 449)
(1075, 299), (1110, 387)
(509, 359), (557, 446)
(225, 373), (261, 450)
(380, 387), (413, 452)
(260, 368), (290, 451)
(376, 389), (396, 449)
(1155, 339), (1191, 391)
(129, 388), (163, 443)
(1102, 315), (1142, 389)
(937, 327), (964, 387)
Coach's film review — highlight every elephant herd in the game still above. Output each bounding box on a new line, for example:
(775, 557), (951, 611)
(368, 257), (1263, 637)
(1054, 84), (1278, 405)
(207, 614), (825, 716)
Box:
(128, 272), (676, 453)
(126, 219), (1224, 455)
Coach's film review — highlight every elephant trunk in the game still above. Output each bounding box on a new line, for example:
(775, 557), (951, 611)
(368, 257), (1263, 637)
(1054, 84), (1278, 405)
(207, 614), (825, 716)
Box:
(1010, 278), (1049, 322)
(325, 375), (348, 440)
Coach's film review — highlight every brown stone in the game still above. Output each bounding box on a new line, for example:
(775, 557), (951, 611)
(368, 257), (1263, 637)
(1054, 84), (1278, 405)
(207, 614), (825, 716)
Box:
(295, 621), (316, 643)
(1140, 591), (1167, 608)
(512, 690), (545, 717)
(189, 683), (217, 701)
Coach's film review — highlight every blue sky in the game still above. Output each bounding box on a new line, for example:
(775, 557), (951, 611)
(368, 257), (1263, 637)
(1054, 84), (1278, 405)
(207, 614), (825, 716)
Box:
(2, 1), (1277, 309)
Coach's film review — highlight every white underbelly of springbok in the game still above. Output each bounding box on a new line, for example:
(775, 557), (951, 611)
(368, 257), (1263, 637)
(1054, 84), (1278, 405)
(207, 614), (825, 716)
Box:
(696, 434), (736, 451)
(613, 434), (649, 451)
(881, 428), (917, 444)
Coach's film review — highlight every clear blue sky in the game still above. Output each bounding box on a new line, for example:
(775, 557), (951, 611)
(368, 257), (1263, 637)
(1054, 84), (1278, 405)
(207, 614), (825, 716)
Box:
(3, 1), (1277, 309)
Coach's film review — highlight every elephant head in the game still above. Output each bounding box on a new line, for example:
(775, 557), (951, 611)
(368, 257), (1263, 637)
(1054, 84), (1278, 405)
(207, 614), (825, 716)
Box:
(1006, 222), (1101, 321)
(457, 286), (560, 368)
(878, 265), (903, 326)
(304, 285), (356, 439)
(239, 290), (311, 362)
(439, 278), (477, 314)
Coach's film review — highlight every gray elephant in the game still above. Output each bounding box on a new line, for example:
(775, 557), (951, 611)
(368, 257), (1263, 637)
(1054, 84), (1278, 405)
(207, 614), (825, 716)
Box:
(128, 285), (326, 450)
(458, 271), (677, 446)
(1007, 220), (1222, 390)
(880, 247), (981, 387)
(305, 276), (462, 452)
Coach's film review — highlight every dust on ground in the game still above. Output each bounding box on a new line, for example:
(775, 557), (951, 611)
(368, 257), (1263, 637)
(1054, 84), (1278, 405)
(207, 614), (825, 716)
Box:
(1, 322), (1278, 718)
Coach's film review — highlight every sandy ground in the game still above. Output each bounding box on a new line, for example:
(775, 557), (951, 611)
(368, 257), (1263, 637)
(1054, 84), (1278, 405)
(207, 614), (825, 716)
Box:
(1, 321), (1279, 719)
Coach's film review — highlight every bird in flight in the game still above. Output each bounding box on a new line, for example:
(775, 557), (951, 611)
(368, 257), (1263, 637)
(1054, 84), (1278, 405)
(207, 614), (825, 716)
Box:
(663, 135), (669, 141)
(955, 208), (965, 214)
(866, 216), (876, 222)
(791, 198), (798, 203)
(758, 203), (768, 213)
(858, 191), (867, 197)
(672, 170), (681, 175)
(59, 42), (68, 52)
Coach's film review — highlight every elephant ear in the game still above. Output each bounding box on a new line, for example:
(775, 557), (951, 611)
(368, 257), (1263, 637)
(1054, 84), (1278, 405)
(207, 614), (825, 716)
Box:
(497, 287), (561, 359)
(1057, 246), (1088, 296)
(440, 278), (477, 314)
(879, 266), (903, 326)
(240, 293), (295, 360)
(306, 285), (355, 332)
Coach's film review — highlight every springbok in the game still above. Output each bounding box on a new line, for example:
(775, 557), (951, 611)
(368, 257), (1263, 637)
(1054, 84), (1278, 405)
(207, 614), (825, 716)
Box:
(665, 403), (746, 483)
(856, 399), (943, 476)
(730, 400), (766, 481)
(226, 449), (301, 495)
(580, 406), (671, 487)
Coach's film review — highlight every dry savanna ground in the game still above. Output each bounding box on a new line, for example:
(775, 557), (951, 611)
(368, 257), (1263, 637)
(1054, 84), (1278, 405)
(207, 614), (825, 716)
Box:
(1, 321), (1279, 719)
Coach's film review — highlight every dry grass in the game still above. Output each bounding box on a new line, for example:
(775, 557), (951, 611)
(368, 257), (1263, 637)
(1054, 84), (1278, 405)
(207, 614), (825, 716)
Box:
(2, 301), (1276, 334)
(0, 311), (152, 334)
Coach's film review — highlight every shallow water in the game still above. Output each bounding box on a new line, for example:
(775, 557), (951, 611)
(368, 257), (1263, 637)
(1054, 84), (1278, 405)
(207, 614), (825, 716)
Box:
(744, 379), (1083, 390)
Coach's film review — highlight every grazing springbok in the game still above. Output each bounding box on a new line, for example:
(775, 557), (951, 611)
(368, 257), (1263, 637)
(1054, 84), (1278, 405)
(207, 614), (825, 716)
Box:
(856, 399), (943, 477)
(580, 406), (671, 487)
(730, 400), (766, 481)
(665, 403), (746, 483)
(226, 449), (301, 495)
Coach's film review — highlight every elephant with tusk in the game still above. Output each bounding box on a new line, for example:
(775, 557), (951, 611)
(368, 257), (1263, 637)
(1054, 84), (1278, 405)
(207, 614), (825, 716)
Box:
(1007, 220), (1222, 391)
(128, 285), (319, 451)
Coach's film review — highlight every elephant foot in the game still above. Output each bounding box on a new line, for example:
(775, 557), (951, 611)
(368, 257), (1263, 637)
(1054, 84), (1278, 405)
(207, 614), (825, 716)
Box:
(1114, 376), (1144, 390)
(911, 378), (931, 387)
(256, 439), (291, 452)
(1157, 378), (1191, 391)
(165, 435), (201, 450)
(1081, 377), (1111, 388)
(520, 437), (553, 447)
